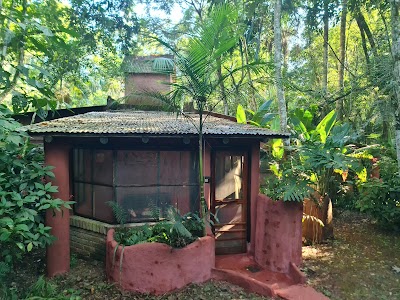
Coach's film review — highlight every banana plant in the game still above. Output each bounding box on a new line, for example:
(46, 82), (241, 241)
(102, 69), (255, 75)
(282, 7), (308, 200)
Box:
(236, 100), (284, 159)
(236, 100), (276, 127)
(290, 109), (364, 197)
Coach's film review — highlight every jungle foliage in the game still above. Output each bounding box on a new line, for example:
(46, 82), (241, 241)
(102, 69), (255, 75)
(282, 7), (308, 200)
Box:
(0, 105), (73, 291)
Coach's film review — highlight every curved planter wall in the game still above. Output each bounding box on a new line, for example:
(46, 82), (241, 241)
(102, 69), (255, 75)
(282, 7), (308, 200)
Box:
(106, 229), (215, 295)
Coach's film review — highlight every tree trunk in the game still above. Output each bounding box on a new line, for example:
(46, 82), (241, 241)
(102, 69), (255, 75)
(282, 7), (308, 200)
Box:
(357, 11), (377, 57)
(274, 0), (287, 132)
(357, 20), (370, 64)
(355, 10), (377, 64)
(303, 193), (333, 243)
(197, 101), (207, 235)
(337, 0), (347, 121)
(242, 38), (257, 111)
(322, 0), (329, 94)
(216, 57), (228, 114)
(391, 0), (400, 175)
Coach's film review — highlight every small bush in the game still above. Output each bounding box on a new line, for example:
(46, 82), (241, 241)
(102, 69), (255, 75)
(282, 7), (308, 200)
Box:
(0, 106), (73, 282)
(356, 156), (400, 231)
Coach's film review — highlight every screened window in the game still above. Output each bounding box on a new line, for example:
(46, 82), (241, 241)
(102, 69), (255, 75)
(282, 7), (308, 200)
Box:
(73, 149), (200, 223)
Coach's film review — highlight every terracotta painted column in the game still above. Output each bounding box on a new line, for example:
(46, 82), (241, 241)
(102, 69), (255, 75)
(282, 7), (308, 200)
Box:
(249, 142), (260, 255)
(203, 143), (211, 210)
(44, 141), (71, 277)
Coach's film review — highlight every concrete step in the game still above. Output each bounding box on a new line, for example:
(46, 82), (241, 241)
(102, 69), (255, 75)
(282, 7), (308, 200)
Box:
(276, 285), (329, 300)
(213, 254), (329, 300)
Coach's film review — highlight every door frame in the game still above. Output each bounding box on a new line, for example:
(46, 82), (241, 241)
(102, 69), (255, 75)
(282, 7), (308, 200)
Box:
(210, 148), (250, 254)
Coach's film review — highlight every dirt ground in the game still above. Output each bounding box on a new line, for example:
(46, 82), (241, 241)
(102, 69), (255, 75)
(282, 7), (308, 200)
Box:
(302, 210), (400, 299)
(4, 251), (269, 300)
(50, 259), (270, 300)
(3, 210), (400, 299)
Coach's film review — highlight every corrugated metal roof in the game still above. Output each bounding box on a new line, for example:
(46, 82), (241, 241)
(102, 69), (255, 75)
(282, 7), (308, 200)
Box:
(26, 111), (289, 138)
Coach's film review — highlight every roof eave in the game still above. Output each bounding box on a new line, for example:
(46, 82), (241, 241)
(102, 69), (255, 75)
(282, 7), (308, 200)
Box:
(27, 132), (289, 139)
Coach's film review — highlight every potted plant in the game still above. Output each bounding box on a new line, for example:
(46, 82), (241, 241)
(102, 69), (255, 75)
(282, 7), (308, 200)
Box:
(269, 109), (364, 242)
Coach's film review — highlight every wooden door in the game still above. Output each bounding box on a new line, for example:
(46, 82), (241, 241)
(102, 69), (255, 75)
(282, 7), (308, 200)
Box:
(212, 151), (248, 255)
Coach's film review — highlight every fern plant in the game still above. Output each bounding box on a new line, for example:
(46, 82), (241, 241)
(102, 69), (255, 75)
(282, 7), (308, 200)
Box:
(108, 203), (205, 249)
(107, 201), (129, 225)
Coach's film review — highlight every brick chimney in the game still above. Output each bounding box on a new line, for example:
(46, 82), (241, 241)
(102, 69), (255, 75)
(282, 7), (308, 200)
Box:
(122, 55), (174, 109)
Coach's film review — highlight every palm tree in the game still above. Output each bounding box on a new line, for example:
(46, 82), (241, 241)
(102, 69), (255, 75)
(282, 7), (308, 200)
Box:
(149, 4), (263, 229)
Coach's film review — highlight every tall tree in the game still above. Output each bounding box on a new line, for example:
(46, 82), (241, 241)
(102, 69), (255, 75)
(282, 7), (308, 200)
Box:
(274, 0), (287, 132)
(391, 0), (400, 174)
(337, 0), (347, 120)
(322, 0), (329, 95)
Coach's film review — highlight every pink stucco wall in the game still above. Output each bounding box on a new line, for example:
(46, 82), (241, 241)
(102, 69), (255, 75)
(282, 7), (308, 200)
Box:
(106, 229), (215, 294)
(125, 73), (172, 106)
(44, 142), (71, 277)
(254, 194), (303, 273)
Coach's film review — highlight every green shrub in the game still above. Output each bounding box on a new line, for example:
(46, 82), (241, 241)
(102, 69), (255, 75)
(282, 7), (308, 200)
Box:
(0, 105), (73, 279)
(357, 156), (400, 231)
(111, 205), (205, 249)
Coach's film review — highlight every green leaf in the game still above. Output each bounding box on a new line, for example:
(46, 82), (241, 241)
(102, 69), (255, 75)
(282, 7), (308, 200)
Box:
(0, 217), (13, 226)
(15, 224), (29, 231)
(28, 37), (49, 54)
(34, 182), (45, 190)
(35, 80), (45, 89)
(259, 113), (275, 127)
(252, 100), (273, 125)
(16, 242), (25, 251)
(29, 64), (53, 78)
(19, 182), (28, 191)
(47, 186), (58, 193)
(290, 114), (310, 140)
(37, 190), (46, 196)
(271, 139), (284, 159)
(5, 134), (23, 145)
(236, 104), (247, 124)
(58, 26), (80, 38)
(39, 203), (51, 210)
(313, 110), (337, 144)
(27, 242), (33, 252)
(0, 231), (11, 241)
(34, 24), (54, 37)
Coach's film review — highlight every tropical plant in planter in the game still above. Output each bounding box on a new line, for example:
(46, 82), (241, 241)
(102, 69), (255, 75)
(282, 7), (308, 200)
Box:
(240, 103), (365, 242)
(108, 202), (205, 250)
(106, 204), (214, 295)
(277, 109), (366, 242)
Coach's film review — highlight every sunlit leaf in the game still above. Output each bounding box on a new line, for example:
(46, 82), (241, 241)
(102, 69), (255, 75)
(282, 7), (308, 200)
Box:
(236, 104), (247, 124)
